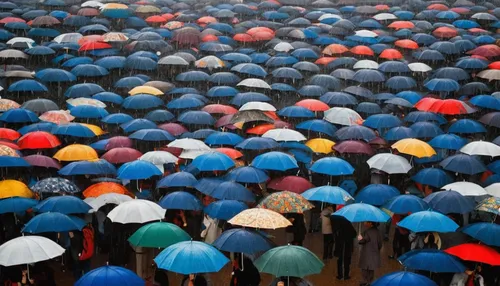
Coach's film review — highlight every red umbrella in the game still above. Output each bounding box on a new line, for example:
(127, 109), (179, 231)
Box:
(0, 128), (21, 141)
(215, 147), (243, 159)
(468, 45), (500, 58)
(428, 99), (476, 115)
(0, 17), (26, 24)
(251, 31), (274, 41)
(395, 39), (419, 50)
(322, 44), (348, 55)
(24, 155), (61, 169)
(445, 243), (500, 265)
(450, 7), (469, 14)
(246, 124), (275, 135)
(415, 98), (441, 111)
(0, 140), (19, 150)
(79, 41), (112, 52)
(105, 136), (133, 150)
(427, 3), (449, 10)
(333, 140), (374, 155)
(101, 147), (142, 164)
(233, 33), (255, 43)
(267, 176), (314, 194)
(17, 131), (61, 149)
(201, 34), (218, 42)
(77, 8), (100, 17)
(202, 104), (238, 115)
(158, 123), (188, 136)
(388, 21), (415, 30)
(469, 28), (489, 34)
(315, 57), (337, 65)
(146, 15), (168, 23)
(350, 45), (374, 56)
(379, 48), (403, 60)
(433, 27), (458, 38)
(295, 99), (329, 112)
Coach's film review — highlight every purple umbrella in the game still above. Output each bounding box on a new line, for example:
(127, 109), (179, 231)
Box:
(24, 155), (61, 169)
(102, 147), (143, 164)
(334, 140), (374, 155)
(158, 123), (188, 136)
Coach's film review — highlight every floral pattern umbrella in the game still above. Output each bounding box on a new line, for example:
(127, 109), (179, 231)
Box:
(39, 110), (75, 124)
(0, 99), (20, 112)
(31, 177), (80, 194)
(228, 208), (292, 229)
(0, 145), (19, 157)
(476, 197), (500, 215)
(257, 191), (314, 214)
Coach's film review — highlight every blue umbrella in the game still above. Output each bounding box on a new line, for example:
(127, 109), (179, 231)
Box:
(115, 77), (145, 89)
(225, 166), (269, 184)
(145, 110), (175, 123)
(449, 119), (486, 134)
(129, 129), (175, 142)
(206, 86), (239, 98)
(205, 132), (244, 146)
(176, 71), (210, 82)
(355, 184), (400, 206)
(386, 76), (417, 90)
(428, 134), (467, 150)
(120, 119), (156, 133)
(59, 159), (117, 176)
(309, 157), (355, 176)
(273, 83), (297, 93)
(424, 78), (460, 92)
(0, 197), (38, 214)
(461, 223), (500, 246)
(372, 271), (437, 286)
(75, 266), (144, 286)
(157, 172), (198, 188)
(122, 94), (164, 110)
(404, 111), (446, 125)
(154, 241), (230, 274)
(35, 68), (76, 82)
(178, 111), (215, 125)
(209, 73), (241, 85)
(95, 56), (126, 70)
(198, 181), (255, 202)
(333, 203), (390, 223)
(34, 196), (91, 215)
(398, 249), (466, 273)
(411, 168), (453, 188)
(320, 92), (357, 106)
(252, 151), (298, 171)
(396, 91), (422, 105)
(356, 102), (382, 115)
(204, 200), (248, 220)
(384, 127), (416, 141)
(335, 126), (377, 142)
(296, 120), (337, 137)
(231, 63), (267, 77)
(236, 137), (279, 150)
(93, 92), (124, 105)
(278, 106), (314, 118)
(0, 109), (39, 123)
(18, 122), (56, 135)
(70, 64), (109, 77)
(469, 95), (500, 110)
(423, 190), (475, 214)
(230, 92), (271, 106)
(22, 212), (85, 234)
(70, 105), (109, 119)
(117, 160), (163, 180)
(8, 79), (48, 93)
(440, 154), (486, 175)
(363, 114), (401, 129)
(397, 210), (459, 233)
(213, 229), (272, 254)
(191, 152), (234, 172)
(31, 177), (79, 194)
(301, 186), (353, 204)
(167, 97), (204, 110)
(384, 195), (428, 215)
(52, 123), (95, 138)
(409, 122), (444, 139)
(61, 57), (93, 68)
(159, 191), (203, 211)
(102, 114), (134, 125)
(0, 157), (30, 168)
(65, 83), (104, 98)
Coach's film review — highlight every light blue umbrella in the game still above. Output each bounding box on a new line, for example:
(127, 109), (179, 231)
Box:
(301, 186), (353, 204)
(397, 210), (459, 233)
(251, 151), (298, 171)
(383, 195), (428, 215)
(372, 271), (437, 286)
(0, 197), (38, 214)
(23, 212), (85, 234)
(117, 160), (163, 180)
(190, 152), (234, 171)
(34, 196), (91, 214)
(75, 266), (144, 286)
(309, 157), (354, 176)
(333, 203), (390, 223)
(154, 241), (230, 274)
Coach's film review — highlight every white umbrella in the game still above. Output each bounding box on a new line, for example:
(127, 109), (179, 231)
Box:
(460, 141), (500, 157)
(0, 236), (65, 266)
(195, 55), (225, 69)
(318, 14), (342, 21)
(107, 200), (165, 224)
(355, 30), (378, 38)
(367, 153), (412, 174)
(88, 193), (133, 211)
(158, 55), (190, 66)
(324, 107), (362, 126)
(53, 33), (83, 43)
(81, 0), (104, 8)
(237, 78), (271, 89)
(140, 151), (178, 172)
(353, 60), (379, 70)
(274, 42), (294, 52)
(179, 149), (211, 160)
(485, 183), (500, 197)
(262, 128), (306, 142)
(442, 182), (487, 196)
(7, 37), (35, 48)
(373, 13), (397, 20)
(167, 138), (210, 150)
(408, 62), (432, 72)
(239, 101), (276, 111)
(0, 49), (28, 59)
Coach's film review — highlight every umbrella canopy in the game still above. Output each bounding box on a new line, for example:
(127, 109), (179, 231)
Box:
(399, 249), (466, 273)
(228, 208), (292, 229)
(255, 245), (324, 278)
(333, 203), (390, 223)
(213, 228), (272, 254)
(107, 200), (165, 224)
(258, 191), (314, 213)
(397, 210), (459, 233)
(367, 153), (412, 174)
(128, 222), (190, 248)
(0, 236), (65, 266)
(75, 266), (144, 286)
(445, 243), (500, 265)
(372, 271), (437, 286)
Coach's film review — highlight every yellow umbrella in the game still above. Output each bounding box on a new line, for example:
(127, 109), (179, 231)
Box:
(0, 180), (32, 199)
(80, 123), (107, 136)
(392, 138), (436, 158)
(305, 138), (335, 154)
(53, 144), (98, 161)
(228, 208), (292, 229)
(128, 86), (163, 96)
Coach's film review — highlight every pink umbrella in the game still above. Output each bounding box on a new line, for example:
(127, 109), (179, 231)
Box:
(105, 136), (133, 150)
(101, 147), (142, 164)
(267, 176), (314, 194)
(158, 123), (188, 136)
(334, 140), (374, 155)
(24, 155), (61, 169)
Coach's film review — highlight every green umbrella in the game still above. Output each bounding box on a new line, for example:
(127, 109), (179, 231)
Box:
(128, 222), (191, 248)
(254, 244), (324, 278)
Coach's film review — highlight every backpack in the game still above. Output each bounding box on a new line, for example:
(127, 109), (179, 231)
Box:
(80, 225), (94, 261)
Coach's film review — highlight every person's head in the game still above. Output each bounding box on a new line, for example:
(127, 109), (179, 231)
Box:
(364, 221), (374, 228)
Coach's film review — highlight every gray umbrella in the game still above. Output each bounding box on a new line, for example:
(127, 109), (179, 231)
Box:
(21, 99), (59, 114)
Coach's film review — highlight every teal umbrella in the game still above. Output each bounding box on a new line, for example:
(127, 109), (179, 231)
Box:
(254, 244), (324, 278)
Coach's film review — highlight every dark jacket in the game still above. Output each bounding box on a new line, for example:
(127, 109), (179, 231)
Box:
(69, 231), (83, 261)
(332, 216), (356, 257)
(230, 256), (261, 286)
(358, 226), (382, 270)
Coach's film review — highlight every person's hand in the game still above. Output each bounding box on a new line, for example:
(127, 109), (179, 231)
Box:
(183, 223), (187, 227)
(189, 274), (195, 280)
(357, 234), (363, 241)
(29, 279), (34, 284)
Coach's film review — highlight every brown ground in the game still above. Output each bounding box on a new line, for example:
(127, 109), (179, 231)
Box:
(54, 227), (401, 286)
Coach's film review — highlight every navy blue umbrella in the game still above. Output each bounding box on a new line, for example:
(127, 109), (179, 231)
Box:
(23, 213), (85, 234)
(440, 154), (486, 175)
(335, 125), (376, 142)
(122, 94), (164, 110)
(225, 166), (269, 183)
(159, 191), (203, 211)
(412, 168), (453, 188)
(399, 249), (466, 273)
(59, 159), (117, 176)
(120, 119), (156, 133)
(8, 79), (48, 93)
(129, 129), (175, 142)
(384, 195), (428, 215)
(204, 200), (248, 220)
(424, 190), (475, 214)
(236, 137), (279, 150)
(34, 196), (91, 215)
(35, 68), (75, 82)
(52, 123), (95, 138)
(355, 184), (400, 206)
(372, 271), (437, 286)
(178, 111), (215, 125)
(157, 172), (198, 188)
(213, 228), (272, 254)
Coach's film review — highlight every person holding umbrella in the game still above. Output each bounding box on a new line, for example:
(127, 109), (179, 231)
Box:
(357, 221), (382, 286)
(332, 215), (356, 280)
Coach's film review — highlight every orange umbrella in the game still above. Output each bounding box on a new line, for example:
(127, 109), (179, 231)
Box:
(201, 34), (218, 42)
(375, 4), (390, 10)
(379, 48), (403, 60)
(251, 31), (274, 41)
(433, 27), (458, 38)
(315, 57), (336, 65)
(246, 124), (275, 135)
(322, 44), (348, 55)
(427, 3), (449, 10)
(395, 39), (419, 50)
(83, 182), (133, 198)
(350, 45), (374, 56)
(77, 35), (104, 45)
(233, 33), (255, 43)
(215, 147), (243, 159)
(197, 16), (217, 25)
(161, 13), (175, 21)
(0, 128), (21, 141)
(415, 98), (440, 111)
(145, 15), (167, 23)
(388, 21), (415, 30)
(295, 99), (329, 112)
(161, 21), (184, 29)
(0, 99), (20, 112)
(247, 26), (274, 36)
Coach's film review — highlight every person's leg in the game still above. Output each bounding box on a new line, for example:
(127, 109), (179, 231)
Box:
(81, 259), (91, 275)
(336, 256), (343, 279)
(72, 260), (82, 281)
(327, 234), (334, 258)
(368, 270), (375, 283)
(344, 251), (352, 279)
(323, 234), (329, 260)
(361, 269), (369, 285)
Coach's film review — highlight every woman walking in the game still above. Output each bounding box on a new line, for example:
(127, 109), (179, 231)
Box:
(358, 222), (383, 286)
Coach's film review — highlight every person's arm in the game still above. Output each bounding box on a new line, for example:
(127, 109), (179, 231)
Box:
(358, 232), (370, 244)
(179, 211), (187, 227)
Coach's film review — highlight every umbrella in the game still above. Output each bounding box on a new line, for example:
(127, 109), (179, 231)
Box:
(355, 184), (400, 206)
(333, 203), (390, 223)
(460, 141), (500, 157)
(225, 166), (269, 183)
(367, 153), (412, 174)
(476, 197), (500, 214)
(399, 249), (466, 273)
(117, 160), (163, 180)
(0, 180), (33, 199)
(384, 195), (428, 214)
(309, 157), (354, 176)
(440, 154), (486, 175)
(441, 182), (487, 196)
(228, 208), (292, 229)
(128, 222), (190, 248)
(34, 196), (91, 214)
(23, 212), (85, 234)
(86, 194), (132, 211)
(213, 228), (272, 254)
(445, 243), (500, 265)
(107, 200), (165, 224)
(53, 144), (98, 161)
(31, 178), (79, 194)
(412, 168), (453, 188)
(372, 271), (437, 286)
(258, 191), (314, 213)
(0, 197), (38, 214)
(423, 191), (475, 214)
(252, 151), (298, 171)
(462, 223), (500, 246)
(267, 176), (314, 194)
(255, 245), (324, 278)
(159, 191), (202, 211)
(190, 152), (234, 171)
(391, 139), (436, 158)
(0, 236), (65, 266)
(397, 210), (459, 233)
(154, 241), (229, 274)
(205, 200), (248, 220)
(301, 186), (353, 205)
(75, 266), (144, 286)
(59, 160), (117, 176)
